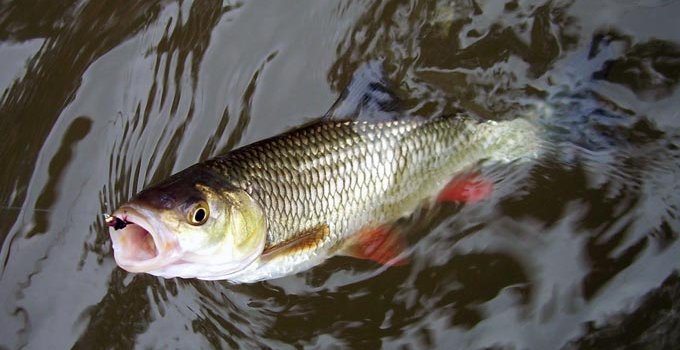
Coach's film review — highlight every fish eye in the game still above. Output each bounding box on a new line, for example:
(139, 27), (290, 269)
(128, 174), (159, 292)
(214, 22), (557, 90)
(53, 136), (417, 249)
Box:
(187, 201), (210, 225)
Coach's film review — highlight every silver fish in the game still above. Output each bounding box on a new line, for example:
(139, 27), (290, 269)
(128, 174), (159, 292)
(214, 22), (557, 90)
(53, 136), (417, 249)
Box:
(108, 114), (541, 282)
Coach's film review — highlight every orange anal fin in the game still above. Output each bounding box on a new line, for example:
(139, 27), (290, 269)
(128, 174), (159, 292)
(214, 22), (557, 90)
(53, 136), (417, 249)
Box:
(437, 174), (494, 203)
(340, 225), (408, 266)
(261, 224), (331, 261)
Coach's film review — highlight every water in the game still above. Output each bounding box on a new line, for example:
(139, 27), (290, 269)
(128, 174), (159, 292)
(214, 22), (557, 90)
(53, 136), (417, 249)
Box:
(1, 0), (679, 348)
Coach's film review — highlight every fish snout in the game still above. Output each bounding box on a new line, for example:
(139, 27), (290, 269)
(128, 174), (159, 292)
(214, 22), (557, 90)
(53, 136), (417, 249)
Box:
(108, 206), (180, 273)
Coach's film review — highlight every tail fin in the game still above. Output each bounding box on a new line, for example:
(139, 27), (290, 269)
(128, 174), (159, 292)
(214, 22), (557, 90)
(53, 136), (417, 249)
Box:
(478, 118), (545, 164)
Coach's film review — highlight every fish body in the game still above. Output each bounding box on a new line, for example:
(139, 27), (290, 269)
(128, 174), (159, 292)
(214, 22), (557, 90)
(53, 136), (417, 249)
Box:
(109, 114), (542, 282)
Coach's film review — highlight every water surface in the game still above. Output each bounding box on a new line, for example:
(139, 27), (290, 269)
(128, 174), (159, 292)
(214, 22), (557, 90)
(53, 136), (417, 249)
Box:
(1, 0), (680, 348)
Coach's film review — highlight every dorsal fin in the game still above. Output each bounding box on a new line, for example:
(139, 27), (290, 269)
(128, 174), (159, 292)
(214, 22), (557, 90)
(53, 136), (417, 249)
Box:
(324, 60), (403, 122)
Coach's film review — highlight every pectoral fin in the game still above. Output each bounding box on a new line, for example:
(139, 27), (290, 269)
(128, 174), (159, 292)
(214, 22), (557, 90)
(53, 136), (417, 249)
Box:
(339, 225), (408, 266)
(261, 224), (332, 261)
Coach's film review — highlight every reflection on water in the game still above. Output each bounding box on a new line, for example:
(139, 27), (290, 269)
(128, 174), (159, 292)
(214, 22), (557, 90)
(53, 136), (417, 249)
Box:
(1, 0), (680, 348)
(593, 34), (680, 101)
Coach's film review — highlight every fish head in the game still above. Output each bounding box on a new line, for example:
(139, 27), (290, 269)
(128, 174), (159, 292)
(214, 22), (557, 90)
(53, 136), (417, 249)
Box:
(109, 166), (267, 280)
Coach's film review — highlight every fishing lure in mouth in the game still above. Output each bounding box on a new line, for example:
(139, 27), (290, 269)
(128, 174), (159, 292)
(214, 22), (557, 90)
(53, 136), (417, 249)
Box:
(104, 214), (128, 230)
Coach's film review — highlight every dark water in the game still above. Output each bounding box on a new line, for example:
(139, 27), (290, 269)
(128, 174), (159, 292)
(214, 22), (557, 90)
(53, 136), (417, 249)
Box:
(1, 0), (680, 349)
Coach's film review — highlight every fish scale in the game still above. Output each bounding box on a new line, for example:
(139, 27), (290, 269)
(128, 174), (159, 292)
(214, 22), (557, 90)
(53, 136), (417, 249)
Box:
(204, 115), (541, 269)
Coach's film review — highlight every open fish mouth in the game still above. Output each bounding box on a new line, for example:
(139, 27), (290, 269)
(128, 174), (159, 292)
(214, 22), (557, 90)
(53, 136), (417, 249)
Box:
(108, 206), (180, 273)
(114, 220), (158, 260)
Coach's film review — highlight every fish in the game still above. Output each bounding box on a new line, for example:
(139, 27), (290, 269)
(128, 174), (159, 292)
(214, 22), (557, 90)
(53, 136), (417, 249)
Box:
(107, 63), (543, 282)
